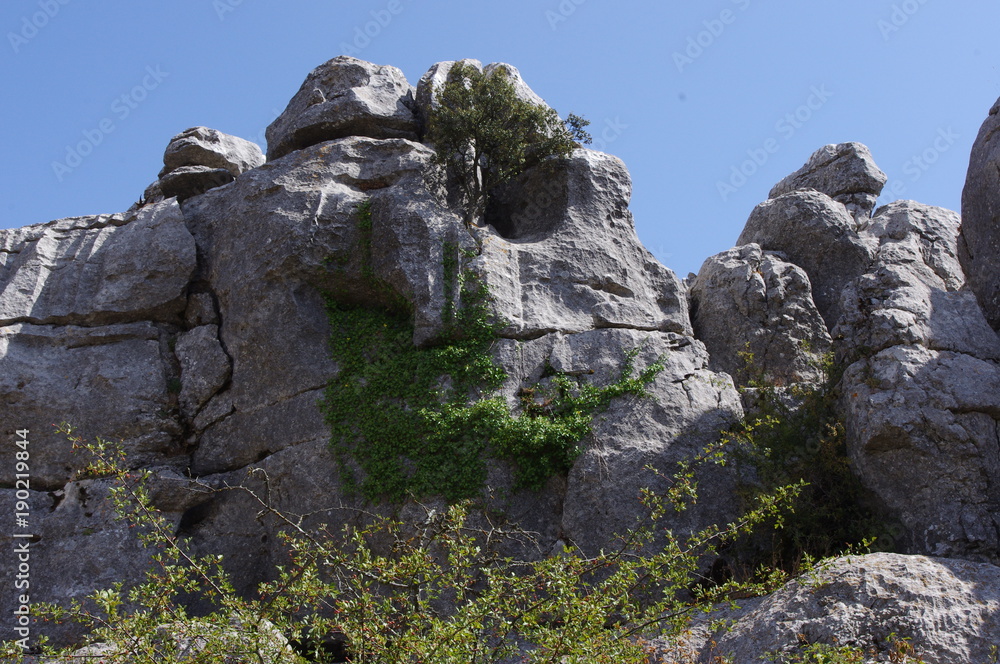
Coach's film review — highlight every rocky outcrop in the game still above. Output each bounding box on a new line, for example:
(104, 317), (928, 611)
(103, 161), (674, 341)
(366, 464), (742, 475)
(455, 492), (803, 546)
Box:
(0, 200), (194, 326)
(835, 200), (1000, 560)
(7, 57), (1000, 655)
(483, 148), (689, 339)
(960, 96), (1000, 331)
(157, 126), (265, 203)
(769, 142), (888, 223)
(737, 189), (876, 328)
(690, 243), (832, 385)
(0, 57), (744, 646)
(655, 553), (1000, 664)
(265, 56), (419, 160)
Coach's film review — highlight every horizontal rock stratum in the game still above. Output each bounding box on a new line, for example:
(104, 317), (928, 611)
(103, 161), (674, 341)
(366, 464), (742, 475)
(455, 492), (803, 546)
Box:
(3, 56), (1000, 661)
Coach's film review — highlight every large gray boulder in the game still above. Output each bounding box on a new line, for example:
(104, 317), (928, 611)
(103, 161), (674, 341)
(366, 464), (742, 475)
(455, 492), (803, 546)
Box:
(769, 142), (888, 223)
(160, 126), (264, 177)
(959, 95), (1000, 331)
(836, 200), (1000, 560)
(265, 56), (418, 160)
(690, 243), (832, 385)
(656, 553), (1000, 664)
(737, 189), (876, 328)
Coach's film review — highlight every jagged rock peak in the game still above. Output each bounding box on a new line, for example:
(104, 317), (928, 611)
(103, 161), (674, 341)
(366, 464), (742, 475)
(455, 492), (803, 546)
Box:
(769, 142), (888, 223)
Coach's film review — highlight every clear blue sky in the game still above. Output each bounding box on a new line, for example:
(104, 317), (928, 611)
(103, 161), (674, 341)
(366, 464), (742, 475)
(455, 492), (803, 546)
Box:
(2, 1), (998, 277)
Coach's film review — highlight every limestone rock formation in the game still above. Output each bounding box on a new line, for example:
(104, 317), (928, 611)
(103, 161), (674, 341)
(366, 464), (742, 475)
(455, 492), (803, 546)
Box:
(265, 55), (419, 160)
(737, 188), (876, 328)
(835, 200), (1000, 559)
(960, 95), (1000, 330)
(483, 148), (689, 339)
(769, 142), (888, 223)
(0, 57), (743, 645)
(655, 553), (1000, 664)
(690, 243), (832, 385)
(157, 126), (264, 202)
(6, 57), (1000, 657)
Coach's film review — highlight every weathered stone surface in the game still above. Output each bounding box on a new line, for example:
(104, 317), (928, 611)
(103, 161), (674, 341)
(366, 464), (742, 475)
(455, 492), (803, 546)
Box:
(869, 199), (965, 289)
(738, 189), (876, 328)
(0, 199), (195, 326)
(841, 346), (1000, 558)
(835, 199), (1000, 560)
(960, 96), (1000, 330)
(0, 322), (182, 489)
(158, 165), (235, 202)
(160, 125), (265, 177)
(265, 56), (418, 160)
(185, 292), (219, 327)
(690, 243), (831, 385)
(836, 201), (997, 362)
(181, 136), (467, 429)
(176, 324), (232, 419)
(482, 148), (690, 338)
(769, 142), (888, 223)
(0, 478), (185, 646)
(542, 329), (742, 553)
(655, 553), (1000, 664)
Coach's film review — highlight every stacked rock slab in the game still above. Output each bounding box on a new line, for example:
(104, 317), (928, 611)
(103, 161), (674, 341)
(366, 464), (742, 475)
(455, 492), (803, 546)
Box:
(157, 126), (265, 202)
(0, 57), (743, 645)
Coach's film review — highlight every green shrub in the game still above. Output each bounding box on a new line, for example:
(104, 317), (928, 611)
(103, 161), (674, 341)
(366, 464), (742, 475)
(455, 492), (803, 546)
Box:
(728, 351), (888, 572)
(1, 428), (798, 664)
(427, 61), (591, 227)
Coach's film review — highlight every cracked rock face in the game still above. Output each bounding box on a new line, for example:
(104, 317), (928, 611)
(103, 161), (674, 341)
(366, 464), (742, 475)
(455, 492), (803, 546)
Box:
(737, 189), (876, 329)
(836, 200), (1000, 560)
(0, 58), (744, 646)
(690, 243), (832, 385)
(960, 95), (1000, 331)
(8, 58), (1000, 654)
(0, 199), (195, 326)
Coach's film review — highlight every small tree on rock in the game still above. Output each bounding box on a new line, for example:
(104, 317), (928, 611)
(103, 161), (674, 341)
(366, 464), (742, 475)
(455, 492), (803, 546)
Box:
(427, 62), (591, 228)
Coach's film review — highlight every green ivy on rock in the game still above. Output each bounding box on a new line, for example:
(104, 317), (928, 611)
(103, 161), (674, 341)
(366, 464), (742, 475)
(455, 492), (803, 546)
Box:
(322, 201), (664, 503)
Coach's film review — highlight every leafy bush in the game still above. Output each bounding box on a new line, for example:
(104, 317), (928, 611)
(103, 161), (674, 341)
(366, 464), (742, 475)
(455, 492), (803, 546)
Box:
(2, 429), (799, 663)
(427, 62), (591, 227)
(728, 351), (888, 571)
